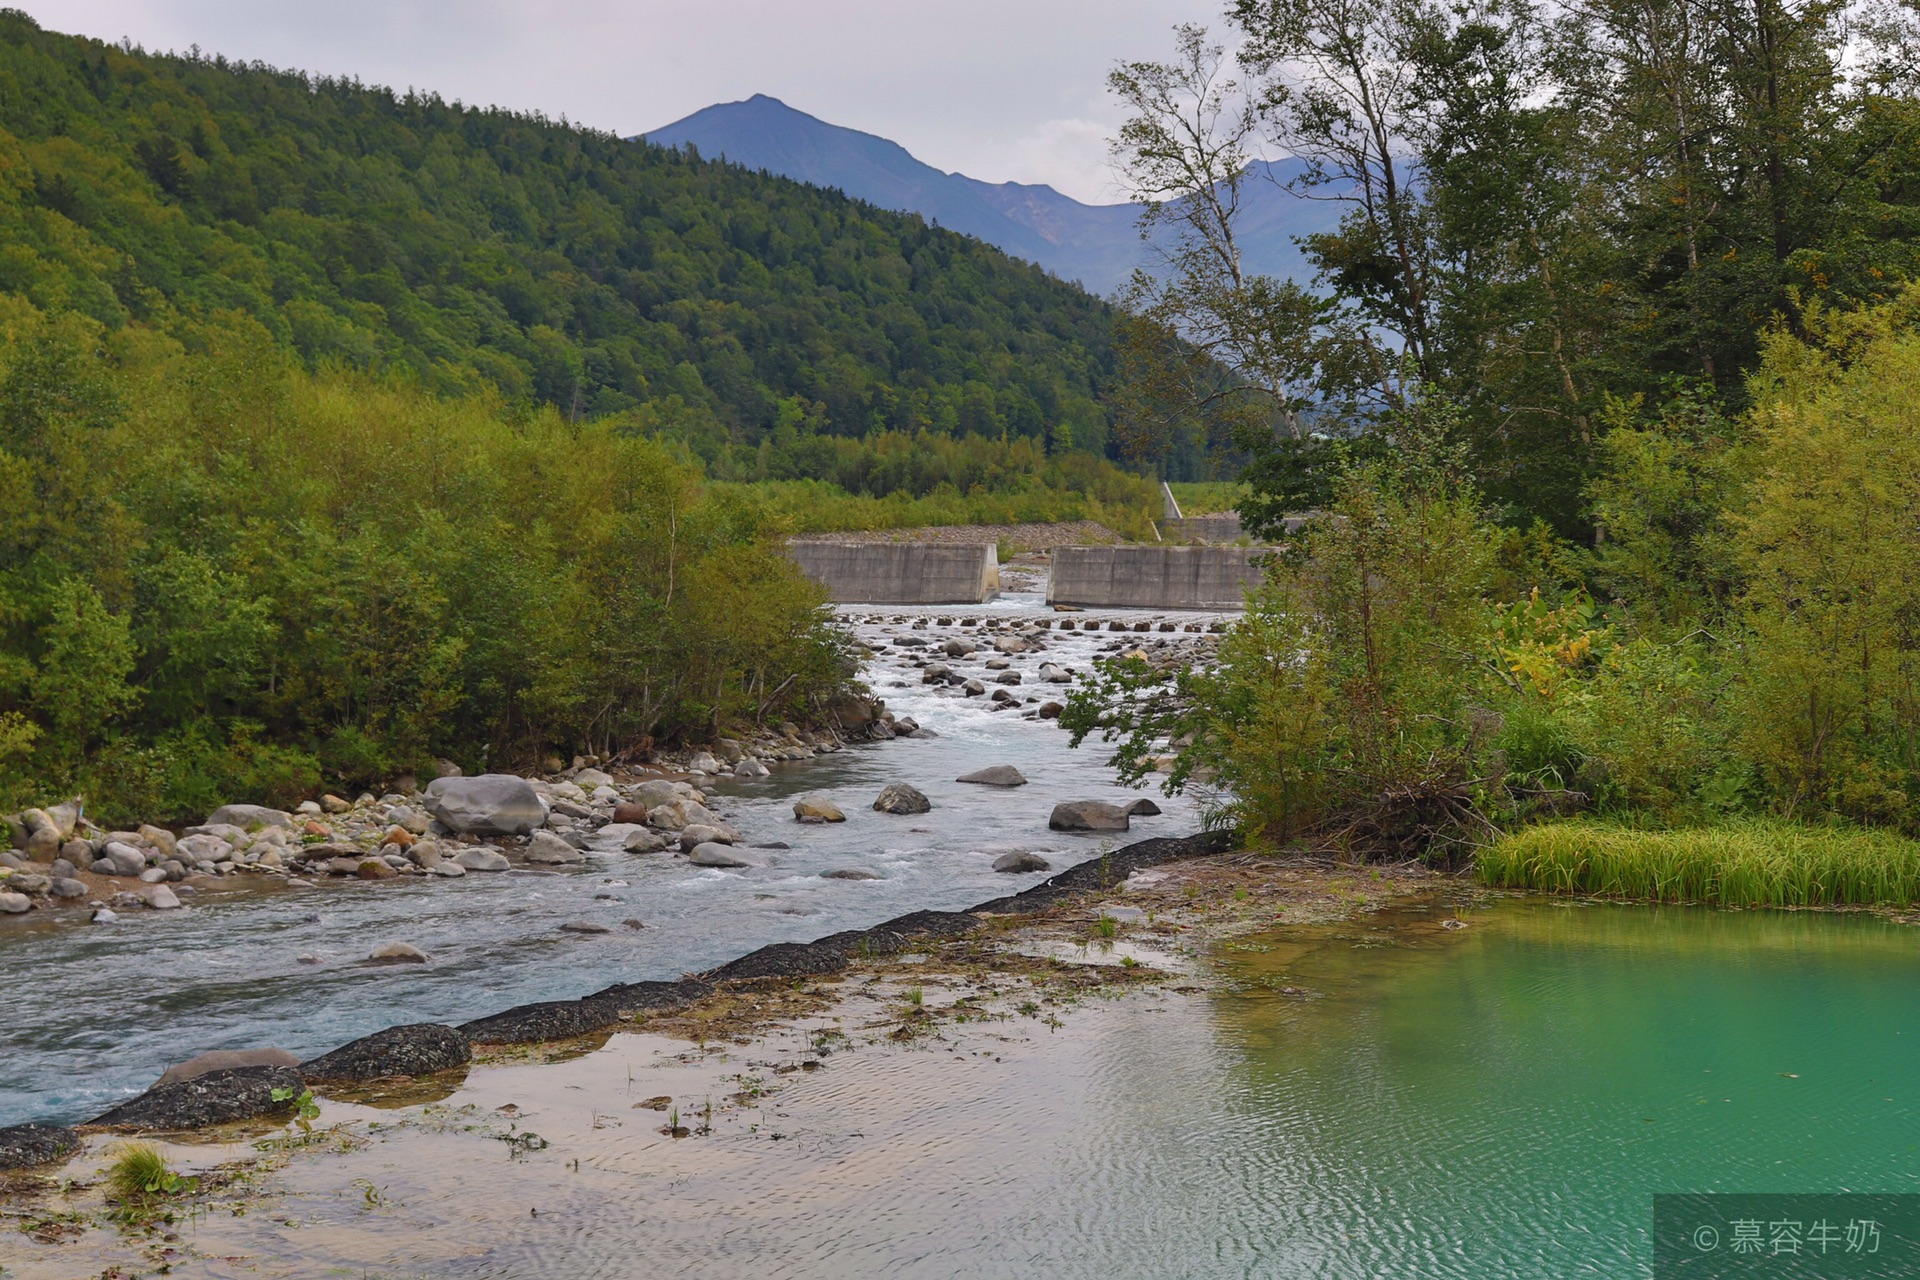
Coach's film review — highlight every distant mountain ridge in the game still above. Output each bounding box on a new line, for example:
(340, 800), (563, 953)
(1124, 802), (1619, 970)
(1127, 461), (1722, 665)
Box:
(643, 95), (1336, 295)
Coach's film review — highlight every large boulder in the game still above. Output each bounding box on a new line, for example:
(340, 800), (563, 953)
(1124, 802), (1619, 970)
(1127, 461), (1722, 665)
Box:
(423, 774), (547, 836)
(89, 1065), (305, 1130)
(993, 851), (1052, 873)
(0, 1123), (81, 1170)
(1049, 801), (1132, 832)
(205, 804), (294, 831)
(453, 848), (510, 872)
(793, 794), (846, 824)
(301, 1023), (471, 1082)
(958, 765), (1028, 788)
(734, 758), (771, 779)
(0, 891), (29, 914)
(157, 1048), (302, 1088)
(873, 783), (932, 815)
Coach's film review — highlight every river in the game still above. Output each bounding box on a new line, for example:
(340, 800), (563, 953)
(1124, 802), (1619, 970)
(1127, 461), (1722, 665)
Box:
(0, 587), (1213, 1127)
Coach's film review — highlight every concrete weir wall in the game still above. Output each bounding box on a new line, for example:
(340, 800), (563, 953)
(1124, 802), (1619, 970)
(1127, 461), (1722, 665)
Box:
(787, 541), (999, 604)
(1048, 545), (1264, 610)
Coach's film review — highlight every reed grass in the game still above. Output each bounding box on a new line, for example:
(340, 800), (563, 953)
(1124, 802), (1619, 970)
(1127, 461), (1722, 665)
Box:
(1478, 819), (1920, 907)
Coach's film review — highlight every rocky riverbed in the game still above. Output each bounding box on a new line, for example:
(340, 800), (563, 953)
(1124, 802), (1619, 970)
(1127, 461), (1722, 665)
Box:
(0, 591), (1231, 1127)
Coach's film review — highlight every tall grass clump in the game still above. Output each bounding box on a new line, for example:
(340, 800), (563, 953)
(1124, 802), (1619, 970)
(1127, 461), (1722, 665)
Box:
(1479, 819), (1920, 907)
(105, 1142), (192, 1204)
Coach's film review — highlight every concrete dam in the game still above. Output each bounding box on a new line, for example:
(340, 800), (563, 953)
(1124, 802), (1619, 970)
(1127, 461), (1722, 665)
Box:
(1047, 545), (1265, 611)
(788, 541), (1000, 604)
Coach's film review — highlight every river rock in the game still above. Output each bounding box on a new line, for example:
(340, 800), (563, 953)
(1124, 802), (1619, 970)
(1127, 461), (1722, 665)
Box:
(873, 783), (932, 815)
(690, 843), (771, 869)
(90, 1064), (307, 1131)
(428, 860), (466, 877)
(423, 774), (548, 836)
(678, 823), (739, 851)
(611, 801), (648, 823)
(958, 765), (1028, 788)
(921, 662), (954, 684)
(176, 833), (233, 861)
(143, 884), (181, 909)
(1038, 663), (1072, 683)
(559, 920), (611, 934)
(300, 1023), (472, 1083)
(943, 637), (977, 657)
(526, 830), (586, 864)
(50, 877), (86, 898)
(358, 858), (398, 880)
(646, 798), (719, 832)
(962, 679), (986, 696)
(592, 823), (668, 854)
(23, 825), (60, 860)
(793, 794), (845, 824)
(137, 824), (177, 859)
(0, 891), (28, 913)
(205, 803), (294, 831)
(993, 851), (1052, 873)
(99, 841), (147, 877)
(995, 671), (1022, 685)
(322, 793), (351, 813)
(406, 840), (445, 869)
(370, 940), (429, 962)
(0, 1122), (80, 1170)
(1048, 801), (1131, 832)
(992, 635), (1030, 654)
(628, 779), (696, 808)
(1125, 798), (1163, 816)
(687, 752), (724, 774)
(11, 873), (49, 894)
(138, 866), (167, 884)
(572, 767), (614, 789)
(453, 848), (510, 872)
(157, 1048), (303, 1088)
(1038, 701), (1065, 719)
(44, 802), (80, 841)
(734, 758), (771, 778)
(821, 868), (881, 880)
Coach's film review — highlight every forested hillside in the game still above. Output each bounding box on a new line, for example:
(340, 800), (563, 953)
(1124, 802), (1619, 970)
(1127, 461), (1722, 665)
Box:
(0, 11), (1117, 460)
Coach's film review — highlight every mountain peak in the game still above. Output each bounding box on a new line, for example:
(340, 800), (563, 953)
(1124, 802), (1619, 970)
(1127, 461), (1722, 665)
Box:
(641, 98), (1328, 293)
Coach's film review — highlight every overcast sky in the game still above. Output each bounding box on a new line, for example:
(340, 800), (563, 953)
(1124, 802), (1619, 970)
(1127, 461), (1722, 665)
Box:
(19, 1), (1220, 204)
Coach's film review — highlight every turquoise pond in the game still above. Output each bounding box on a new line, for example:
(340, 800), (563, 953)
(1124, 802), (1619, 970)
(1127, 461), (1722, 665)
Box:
(1165, 897), (1920, 1276)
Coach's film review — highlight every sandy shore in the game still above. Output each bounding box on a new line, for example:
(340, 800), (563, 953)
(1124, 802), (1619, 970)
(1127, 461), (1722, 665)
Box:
(1, 850), (1469, 1278)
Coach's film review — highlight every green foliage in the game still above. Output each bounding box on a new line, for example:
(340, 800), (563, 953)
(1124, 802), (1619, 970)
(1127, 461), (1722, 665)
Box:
(0, 312), (854, 820)
(1479, 818), (1920, 907)
(0, 13), (1119, 462)
(1067, 397), (1499, 850)
(270, 1085), (321, 1133)
(1731, 292), (1920, 827)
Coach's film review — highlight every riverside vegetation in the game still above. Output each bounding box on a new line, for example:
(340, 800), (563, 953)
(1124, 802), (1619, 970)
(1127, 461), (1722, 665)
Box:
(0, 12), (1186, 826)
(1063, 0), (1920, 908)
(1070, 291), (1920, 906)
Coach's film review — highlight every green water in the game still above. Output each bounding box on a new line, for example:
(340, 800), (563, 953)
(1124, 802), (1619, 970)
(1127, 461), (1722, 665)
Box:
(1203, 898), (1920, 1276)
